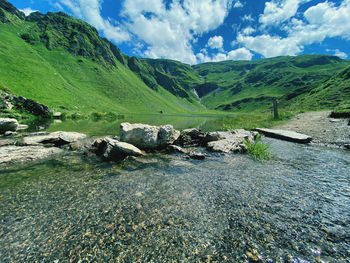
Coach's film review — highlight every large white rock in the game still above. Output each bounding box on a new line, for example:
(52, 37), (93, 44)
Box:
(20, 131), (87, 146)
(98, 137), (144, 161)
(206, 130), (258, 154)
(0, 146), (64, 166)
(120, 122), (180, 149)
(0, 118), (19, 133)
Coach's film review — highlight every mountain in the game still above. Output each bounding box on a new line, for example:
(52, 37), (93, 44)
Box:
(191, 55), (350, 112)
(1, 0), (349, 116)
(0, 0), (203, 114)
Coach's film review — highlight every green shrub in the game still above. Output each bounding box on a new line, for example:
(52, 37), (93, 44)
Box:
(91, 112), (104, 120)
(0, 84), (11, 93)
(244, 134), (271, 161)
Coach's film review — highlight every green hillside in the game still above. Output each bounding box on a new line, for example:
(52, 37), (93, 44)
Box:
(192, 55), (350, 112)
(1, 0), (349, 117)
(0, 1), (203, 115)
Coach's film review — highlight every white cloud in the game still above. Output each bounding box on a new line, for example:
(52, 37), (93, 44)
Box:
(197, 47), (253, 62)
(121, 0), (233, 64)
(20, 8), (38, 16)
(237, 33), (301, 57)
(228, 47), (253, 60)
(334, 49), (348, 59)
(207, 35), (224, 50)
(259, 0), (310, 27)
(233, 1), (243, 8)
(242, 26), (255, 35)
(57, 0), (130, 43)
(241, 14), (254, 22)
(237, 0), (350, 58)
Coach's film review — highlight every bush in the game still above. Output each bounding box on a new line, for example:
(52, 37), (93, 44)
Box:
(91, 112), (104, 120)
(244, 134), (271, 161)
(0, 84), (11, 93)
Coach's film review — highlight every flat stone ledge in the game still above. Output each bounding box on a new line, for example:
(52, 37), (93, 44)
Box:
(255, 128), (312, 144)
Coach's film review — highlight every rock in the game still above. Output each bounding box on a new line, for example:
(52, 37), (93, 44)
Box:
(96, 137), (144, 161)
(255, 128), (312, 144)
(0, 139), (15, 146)
(204, 131), (223, 143)
(53, 112), (62, 119)
(20, 131), (87, 147)
(17, 124), (29, 131)
(175, 128), (206, 146)
(345, 144), (350, 149)
(0, 118), (19, 133)
(14, 96), (52, 118)
(158, 125), (181, 147)
(0, 146), (64, 166)
(188, 151), (206, 160)
(166, 145), (188, 154)
(0, 100), (13, 110)
(206, 130), (257, 154)
(4, 131), (17, 136)
(120, 122), (180, 150)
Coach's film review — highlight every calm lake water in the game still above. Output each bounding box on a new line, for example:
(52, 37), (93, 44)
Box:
(0, 134), (349, 262)
(46, 114), (236, 136)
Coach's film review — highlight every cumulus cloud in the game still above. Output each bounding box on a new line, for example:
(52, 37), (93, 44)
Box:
(237, 0), (350, 58)
(241, 14), (254, 22)
(242, 26), (255, 35)
(333, 49), (348, 59)
(20, 8), (38, 16)
(197, 47), (253, 62)
(207, 35), (224, 50)
(233, 1), (243, 8)
(259, 0), (310, 27)
(121, 0), (233, 64)
(57, 0), (130, 43)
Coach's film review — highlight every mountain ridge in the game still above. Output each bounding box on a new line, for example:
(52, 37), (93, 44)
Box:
(1, 0), (349, 115)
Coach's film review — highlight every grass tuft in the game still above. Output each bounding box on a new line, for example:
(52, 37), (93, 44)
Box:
(244, 134), (271, 161)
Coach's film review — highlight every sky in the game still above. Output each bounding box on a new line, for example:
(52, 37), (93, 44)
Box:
(9, 0), (350, 65)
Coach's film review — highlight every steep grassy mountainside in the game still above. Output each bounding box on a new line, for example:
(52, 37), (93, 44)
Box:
(193, 55), (350, 112)
(0, 1), (203, 114)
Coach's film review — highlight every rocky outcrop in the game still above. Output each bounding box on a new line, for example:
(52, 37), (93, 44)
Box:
(175, 128), (206, 146)
(120, 122), (180, 150)
(0, 118), (19, 133)
(94, 137), (144, 161)
(14, 96), (52, 118)
(20, 131), (87, 146)
(0, 146), (63, 166)
(255, 128), (312, 144)
(206, 130), (258, 154)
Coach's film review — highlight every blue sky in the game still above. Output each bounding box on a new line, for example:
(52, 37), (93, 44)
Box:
(9, 0), (350, 64)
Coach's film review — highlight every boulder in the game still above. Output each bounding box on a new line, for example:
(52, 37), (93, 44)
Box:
(120, 122), (180, 150)
(96, 137), (144, 161)
(14, 96), (52, 118)
(206, 130), (257, 154)
(166, 145), (188, 154)
(0, 146), (64, 166)
(20, 131), (87, 146)
(255, 128), (312, 144)
(0, 118), (19, 133)
(175, 128), (206, 146)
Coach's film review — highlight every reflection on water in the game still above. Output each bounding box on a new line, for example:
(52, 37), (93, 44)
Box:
(0, 139), (349, 262)
(47, 114), (235, 136)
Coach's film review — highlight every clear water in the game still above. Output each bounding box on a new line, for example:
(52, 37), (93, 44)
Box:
(0, 138), (349, 262)
(46, 114), (235, 136)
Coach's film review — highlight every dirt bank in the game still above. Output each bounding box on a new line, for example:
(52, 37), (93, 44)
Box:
(273, 111), (349, 148)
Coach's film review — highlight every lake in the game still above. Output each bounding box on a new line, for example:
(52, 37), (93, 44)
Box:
(0, 133), (349, 262)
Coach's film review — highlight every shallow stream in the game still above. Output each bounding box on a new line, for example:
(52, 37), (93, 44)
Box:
(0, 134), (349, 262)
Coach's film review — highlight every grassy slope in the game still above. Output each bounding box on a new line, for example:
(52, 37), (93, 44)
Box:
(193, 55), (350, 112)
(0, 10), (203, 114)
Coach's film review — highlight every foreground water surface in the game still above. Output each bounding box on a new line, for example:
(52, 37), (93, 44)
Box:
(0, 138), (349, 262)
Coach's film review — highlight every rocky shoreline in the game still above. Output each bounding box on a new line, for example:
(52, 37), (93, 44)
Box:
(0, 120), (258, 167)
